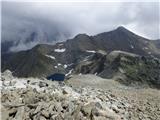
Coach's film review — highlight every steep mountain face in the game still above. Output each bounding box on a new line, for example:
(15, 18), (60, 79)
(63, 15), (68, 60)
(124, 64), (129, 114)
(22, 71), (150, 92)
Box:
(1, 27), (160, 79)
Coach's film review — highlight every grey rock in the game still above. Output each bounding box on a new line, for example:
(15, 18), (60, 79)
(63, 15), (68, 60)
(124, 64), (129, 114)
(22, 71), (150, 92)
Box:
(62, 87), (72, 94)
(1, 70), (14, 80)
(41, 110), (50, 119)
(39, 81), (48, 88)
(54, 102), (63, 113)
(92, 107), (120, 120)
(39, 116), (47, 120)
(111, 104), (120, 113)
(8, 108), (17, 117)
(14, 106), (25, 120)
(81, 102), (95, 117)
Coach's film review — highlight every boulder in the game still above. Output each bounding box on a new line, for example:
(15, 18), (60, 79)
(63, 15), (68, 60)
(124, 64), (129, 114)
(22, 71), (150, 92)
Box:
(81, 102), (95, 117)
(41, 110), (50, 119)
(39, 81), (48, 88)
(24, 90), (38, 104)
(111, 104), (120, 113)
(54, 102), (63, 113)
(8, 108), (17, 117)
(1, 70), (14, 81)
(92, 108), (121, 120)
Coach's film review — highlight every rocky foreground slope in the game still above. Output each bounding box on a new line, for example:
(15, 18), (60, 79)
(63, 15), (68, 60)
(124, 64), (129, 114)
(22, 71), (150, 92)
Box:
(1, 70), (131, 120)
(67, 75), (160, 120)
(1, 70), (160, 120)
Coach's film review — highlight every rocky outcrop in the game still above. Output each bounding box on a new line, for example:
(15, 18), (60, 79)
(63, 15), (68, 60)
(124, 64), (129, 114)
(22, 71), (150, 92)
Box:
(1, 70), (131, 120)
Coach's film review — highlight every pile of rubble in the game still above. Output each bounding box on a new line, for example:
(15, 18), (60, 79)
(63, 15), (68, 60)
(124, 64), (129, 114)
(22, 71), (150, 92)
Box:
(1, 70), (131, 120)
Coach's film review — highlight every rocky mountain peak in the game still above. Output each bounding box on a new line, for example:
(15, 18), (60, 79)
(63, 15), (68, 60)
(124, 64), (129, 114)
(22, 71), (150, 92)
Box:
(116, 26), (128, 31)
(74, 33), (90, 39)
(114, 26), (135, 36)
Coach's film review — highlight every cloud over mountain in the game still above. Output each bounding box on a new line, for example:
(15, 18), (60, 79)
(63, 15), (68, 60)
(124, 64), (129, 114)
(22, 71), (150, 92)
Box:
(2, 1), (159, 51)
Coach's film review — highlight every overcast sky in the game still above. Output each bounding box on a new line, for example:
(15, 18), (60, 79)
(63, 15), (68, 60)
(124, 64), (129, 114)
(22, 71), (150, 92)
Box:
(1, 1), (160, 51)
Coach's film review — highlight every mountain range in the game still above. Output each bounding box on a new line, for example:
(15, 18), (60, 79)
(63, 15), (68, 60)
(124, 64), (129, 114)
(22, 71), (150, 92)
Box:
(1, 26), (160, 87)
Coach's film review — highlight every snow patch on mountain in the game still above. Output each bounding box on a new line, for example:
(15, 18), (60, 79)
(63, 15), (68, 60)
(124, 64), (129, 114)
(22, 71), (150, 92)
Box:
(65, 69), (73, 76)
(143, 47), (149, 50)
(58, 44), (64, 46)
(45, 55), (56, 60)
(68, 63), (74, 66)
(86, 50), (96, 53)
(54, 48), (66, 52)
(64, 64), (68, 68)
(58, 63), (62, 66)
(130, 45), (134, 49)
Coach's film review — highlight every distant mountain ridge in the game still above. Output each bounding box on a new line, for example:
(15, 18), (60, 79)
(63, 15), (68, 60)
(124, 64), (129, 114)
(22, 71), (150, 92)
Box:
(2, 26), (160, 79)
(74, 50), (160, 88)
